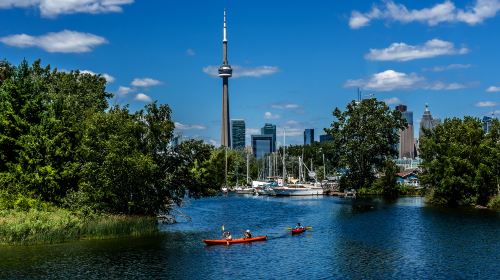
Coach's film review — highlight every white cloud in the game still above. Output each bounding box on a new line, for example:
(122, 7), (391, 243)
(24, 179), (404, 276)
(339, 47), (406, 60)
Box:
(384, 97), (402, 105)
(424, 63), (472, 72)
(0, 30), (107, 53)
(80, 70), (114, 83)
(425, 82), (466, 90)
(246, 128), (261, 135)
(264, 112), (280, 120)
(486, 86), (500, 92)
(131, 78), (161, 87)
(345, 70), (466, 91)
(134, 93), (152, 103)
(349, 0), (500, 29)
(186, 48), (196, 56)
(0, 0), (134, 18)
(271, 103), (301, 109)
(117, 86), (134, 95)
(174, 122), (206, 130)
(202, 65), (279, 78)
(365, 39), (468, 62)
(345, 70), (424, 91)
(476, 101), (498, 107)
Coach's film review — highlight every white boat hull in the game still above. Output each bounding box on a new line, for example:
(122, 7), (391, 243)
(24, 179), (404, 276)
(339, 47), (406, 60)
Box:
(273, 186), (323, 196)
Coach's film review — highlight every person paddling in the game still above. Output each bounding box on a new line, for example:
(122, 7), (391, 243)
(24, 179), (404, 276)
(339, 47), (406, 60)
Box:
(244, 229), (252, 239)
(295, 223), (304, 230)
(223, 231), (232, 240)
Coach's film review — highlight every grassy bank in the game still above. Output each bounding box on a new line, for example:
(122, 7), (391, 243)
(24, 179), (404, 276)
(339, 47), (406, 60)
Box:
(357, 184), (425, 197)
(0, 208), (158, 245)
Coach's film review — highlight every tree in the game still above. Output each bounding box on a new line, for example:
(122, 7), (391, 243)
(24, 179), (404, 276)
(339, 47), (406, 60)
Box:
(325, 98), (406, 190)
(419, 117), (499, 206)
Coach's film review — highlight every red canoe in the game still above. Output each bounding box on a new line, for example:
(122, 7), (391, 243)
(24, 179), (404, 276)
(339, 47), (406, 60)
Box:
(203, 236), (267, 245)
(291, 228), (307, 234)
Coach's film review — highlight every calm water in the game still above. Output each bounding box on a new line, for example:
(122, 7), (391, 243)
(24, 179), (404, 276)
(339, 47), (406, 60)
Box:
(1, 196), (499, 279)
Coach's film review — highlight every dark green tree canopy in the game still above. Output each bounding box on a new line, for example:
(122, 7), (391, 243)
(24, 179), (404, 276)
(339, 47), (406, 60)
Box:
(325, 98), (407, 190)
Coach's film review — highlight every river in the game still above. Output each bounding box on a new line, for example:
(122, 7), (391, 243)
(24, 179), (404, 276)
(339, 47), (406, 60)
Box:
(1, 195), (499, 279)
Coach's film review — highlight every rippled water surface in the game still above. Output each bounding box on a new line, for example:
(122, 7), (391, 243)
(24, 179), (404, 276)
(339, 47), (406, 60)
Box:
(1, 196), (499, 279)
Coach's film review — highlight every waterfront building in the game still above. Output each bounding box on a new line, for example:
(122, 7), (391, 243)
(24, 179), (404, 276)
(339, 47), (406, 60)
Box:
(304, 129), (314, 145)
(395, 158), (422, 170)
(251, 135), (273, 159)
(261, 123), (276, 152)
(419, 104), (441, 139)
(231, 119), (245, 150)
(396, 104), (414, 159)
(319, 134), (333, 143)
(218, 10), (232, 147)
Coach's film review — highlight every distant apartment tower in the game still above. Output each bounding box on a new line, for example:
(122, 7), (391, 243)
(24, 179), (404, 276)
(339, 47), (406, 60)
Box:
(261, 123), (276, 152)
(251, 135), (273, 159)
(396, 104), (414, 159)
(419, 104), (441, 139)
(231, 119), (245, 149)
(319, 134), (333, 143)
(482, 116), (495, 133)
(304, 129), (314, 145)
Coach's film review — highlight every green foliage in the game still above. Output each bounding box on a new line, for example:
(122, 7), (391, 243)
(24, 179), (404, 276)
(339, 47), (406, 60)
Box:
(420, 117), (500, 206)
(0, 59), (216, 217)
(372, 160), (399, 198)
(326, 98), (406, 190)
(0, 209), (157, 245)
(487, 195), (500, 210)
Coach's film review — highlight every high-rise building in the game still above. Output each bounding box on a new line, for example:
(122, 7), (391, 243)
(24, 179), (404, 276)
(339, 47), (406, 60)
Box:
(482, 116), (495, 133)
(261, 123), (276, 152)
(304, 129), (314, 145)
(251, 135), (273, 159)
(231, 119), (245, 150)
(218, 10), (232, 147)
(396, 104), (414, 159)
(319, 134), (333, 143)
(419, 104), (440, 139)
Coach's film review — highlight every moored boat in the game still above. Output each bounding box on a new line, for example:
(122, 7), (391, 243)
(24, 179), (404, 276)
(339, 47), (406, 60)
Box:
(203, 235), (267, 245)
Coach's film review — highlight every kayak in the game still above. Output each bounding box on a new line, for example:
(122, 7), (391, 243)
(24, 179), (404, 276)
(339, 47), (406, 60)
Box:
(291, 228), (306, 234)
(203, 235), (267, 245)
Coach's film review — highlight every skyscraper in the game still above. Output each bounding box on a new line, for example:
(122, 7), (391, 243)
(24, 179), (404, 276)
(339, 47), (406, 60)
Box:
(304, 129), (314, 145)
(319, 134), (333, 143)
(396, 104), (414, 159)
(231, 119), (245, 150)
(218, 10), (232, 147)
(251, 135), (273, 159)
(261, 123), (276, 152)
(419, 104), (440, 139)
(482, 115), (495, 133)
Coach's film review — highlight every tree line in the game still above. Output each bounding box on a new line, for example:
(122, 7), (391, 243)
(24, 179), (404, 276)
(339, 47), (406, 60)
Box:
(1, 60), (498, 212)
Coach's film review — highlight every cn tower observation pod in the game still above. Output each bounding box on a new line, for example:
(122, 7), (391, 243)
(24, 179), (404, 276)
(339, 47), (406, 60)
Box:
(218, 65), (232, 77)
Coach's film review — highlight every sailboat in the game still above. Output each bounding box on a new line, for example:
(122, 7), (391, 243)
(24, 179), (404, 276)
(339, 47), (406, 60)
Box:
(273, 133), (324, 196)
(235, 151), (254, 194)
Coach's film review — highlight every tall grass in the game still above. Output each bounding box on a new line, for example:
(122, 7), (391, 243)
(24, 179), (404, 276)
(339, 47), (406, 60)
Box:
(0, 209), (158, 245)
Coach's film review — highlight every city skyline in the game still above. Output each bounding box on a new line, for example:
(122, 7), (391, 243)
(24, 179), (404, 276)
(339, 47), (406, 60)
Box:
(1, 1), (499, 146)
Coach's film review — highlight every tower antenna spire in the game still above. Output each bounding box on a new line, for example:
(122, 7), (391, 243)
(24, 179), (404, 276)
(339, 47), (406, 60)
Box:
(223, 9), (227, 42)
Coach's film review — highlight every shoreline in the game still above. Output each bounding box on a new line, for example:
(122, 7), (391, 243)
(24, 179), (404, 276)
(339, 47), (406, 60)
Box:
(0, 209), (159, 246)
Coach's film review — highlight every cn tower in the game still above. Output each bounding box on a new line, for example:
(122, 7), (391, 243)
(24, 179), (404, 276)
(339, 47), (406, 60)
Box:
(218, 10), (232, 147)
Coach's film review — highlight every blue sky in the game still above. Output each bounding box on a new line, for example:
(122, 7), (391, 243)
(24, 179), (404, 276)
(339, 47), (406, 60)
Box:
(1, 0), (499, 146)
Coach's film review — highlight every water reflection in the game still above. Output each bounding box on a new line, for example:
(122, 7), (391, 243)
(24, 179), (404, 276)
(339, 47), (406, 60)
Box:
(1, 196), (499, 280)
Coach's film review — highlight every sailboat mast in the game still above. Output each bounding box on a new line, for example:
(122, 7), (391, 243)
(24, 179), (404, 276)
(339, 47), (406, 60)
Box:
(246, 152), (249, 185)
(282, 129), (286, 185)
